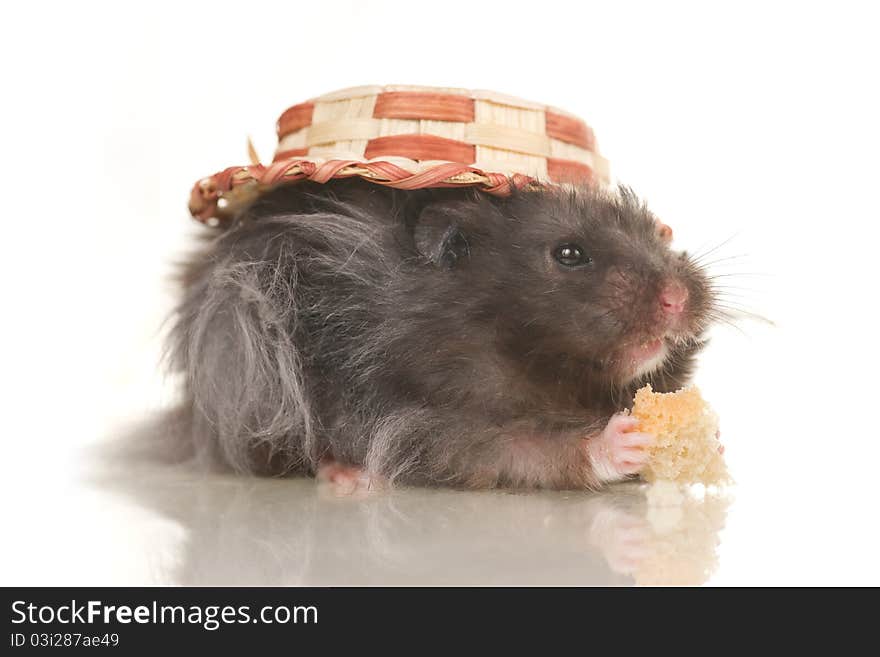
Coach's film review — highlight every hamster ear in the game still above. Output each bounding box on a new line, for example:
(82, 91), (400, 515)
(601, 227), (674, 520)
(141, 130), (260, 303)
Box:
(655, 219), (674, 244)
(413, 203), (472, 269)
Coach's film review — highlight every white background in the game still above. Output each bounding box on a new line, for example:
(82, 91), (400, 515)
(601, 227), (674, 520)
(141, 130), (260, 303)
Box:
(1, 1), (878, 585)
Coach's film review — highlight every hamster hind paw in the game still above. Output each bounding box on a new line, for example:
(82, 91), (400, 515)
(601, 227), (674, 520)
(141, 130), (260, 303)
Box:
(316, 459), (385, 496)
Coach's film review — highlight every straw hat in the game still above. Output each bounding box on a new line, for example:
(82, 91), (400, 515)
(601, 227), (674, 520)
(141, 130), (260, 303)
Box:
(189, 85), (611, 227)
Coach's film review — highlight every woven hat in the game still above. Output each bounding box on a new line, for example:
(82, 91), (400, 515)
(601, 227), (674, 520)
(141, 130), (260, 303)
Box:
(189, 85), (611, 227)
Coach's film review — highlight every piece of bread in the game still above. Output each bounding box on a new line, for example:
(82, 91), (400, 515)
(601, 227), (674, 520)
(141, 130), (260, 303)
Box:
(631, 385), (729, 486)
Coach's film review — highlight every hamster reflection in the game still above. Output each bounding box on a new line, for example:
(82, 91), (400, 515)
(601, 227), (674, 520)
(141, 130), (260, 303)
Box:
(92, 461), (728, 586)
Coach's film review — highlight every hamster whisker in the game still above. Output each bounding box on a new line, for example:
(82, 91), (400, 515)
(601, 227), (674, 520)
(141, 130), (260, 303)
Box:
(704, 313), (751, 336)
(695, 254), (753, 270)
(705, 272), (773, 280)
(687, 231), (742, 265)
(711, 306), (775, 326)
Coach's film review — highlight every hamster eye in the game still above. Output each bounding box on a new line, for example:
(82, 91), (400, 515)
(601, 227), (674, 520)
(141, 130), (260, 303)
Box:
(553, 243), (592, 268)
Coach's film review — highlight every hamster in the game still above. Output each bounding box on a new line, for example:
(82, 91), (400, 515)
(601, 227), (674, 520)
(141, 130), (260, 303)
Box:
(168, 179), (715, 490)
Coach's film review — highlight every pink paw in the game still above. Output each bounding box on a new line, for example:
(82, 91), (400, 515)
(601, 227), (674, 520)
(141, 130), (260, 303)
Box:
(587, 414), (656, 483)
(316, 459), (384, 497)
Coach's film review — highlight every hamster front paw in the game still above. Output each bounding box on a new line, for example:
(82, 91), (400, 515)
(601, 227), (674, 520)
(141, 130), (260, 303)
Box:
(587, 414), (656, 484)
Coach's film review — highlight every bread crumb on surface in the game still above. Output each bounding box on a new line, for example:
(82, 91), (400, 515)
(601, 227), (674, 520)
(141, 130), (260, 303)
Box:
(632, 384), (730, 486)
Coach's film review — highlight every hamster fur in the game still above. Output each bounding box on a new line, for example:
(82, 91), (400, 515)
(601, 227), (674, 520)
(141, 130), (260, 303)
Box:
(169, 179), (716, 489)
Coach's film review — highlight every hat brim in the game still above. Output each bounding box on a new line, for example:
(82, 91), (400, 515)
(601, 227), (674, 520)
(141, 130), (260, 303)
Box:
(188, 155), (597, 226)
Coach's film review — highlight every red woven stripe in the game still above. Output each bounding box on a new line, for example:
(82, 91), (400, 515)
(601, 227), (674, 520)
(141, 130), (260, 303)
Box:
(364, 134), (476, 163)
(545, 111), (594, 150)
(547, 158), (594, 184)
(373, 92), (475, 122)
(277, 102), (315, 138)
(273, 147), (309, 161)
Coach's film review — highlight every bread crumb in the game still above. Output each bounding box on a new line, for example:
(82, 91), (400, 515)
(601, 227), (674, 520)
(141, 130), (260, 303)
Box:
(632, 385), (730, 486)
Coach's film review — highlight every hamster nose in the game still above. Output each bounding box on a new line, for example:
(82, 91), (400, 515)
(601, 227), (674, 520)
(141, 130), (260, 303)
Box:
(659, 281), (689, 315)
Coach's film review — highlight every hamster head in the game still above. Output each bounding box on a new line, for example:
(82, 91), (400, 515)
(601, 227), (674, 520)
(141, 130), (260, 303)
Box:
(411, 184), (714, 386)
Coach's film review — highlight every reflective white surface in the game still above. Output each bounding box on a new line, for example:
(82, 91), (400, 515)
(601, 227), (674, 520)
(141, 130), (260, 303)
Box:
(12, 449), (732, 586)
